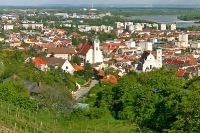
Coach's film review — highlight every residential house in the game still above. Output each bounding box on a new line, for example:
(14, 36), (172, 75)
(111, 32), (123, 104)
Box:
(3, 75), (48, 94)
(46, 47), (76, 60)
(101, 74), (118, 84)
(32, 57), (48, 71)
(176, 69), (192, 79)
(42, 57), (75, 74)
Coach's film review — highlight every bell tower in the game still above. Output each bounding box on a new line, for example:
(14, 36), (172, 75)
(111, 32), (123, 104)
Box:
(156, 47), (162, 68)
(93, 33), (100, 63)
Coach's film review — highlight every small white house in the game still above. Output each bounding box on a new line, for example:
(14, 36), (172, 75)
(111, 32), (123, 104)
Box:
(42, 57), (75, 74)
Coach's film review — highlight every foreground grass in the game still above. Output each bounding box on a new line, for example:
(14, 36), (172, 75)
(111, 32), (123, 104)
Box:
(0, 100), (153, 133)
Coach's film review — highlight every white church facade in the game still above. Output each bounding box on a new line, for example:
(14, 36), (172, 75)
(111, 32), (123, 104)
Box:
(137, 48), (162, 72)
(79, 34), (103, 64)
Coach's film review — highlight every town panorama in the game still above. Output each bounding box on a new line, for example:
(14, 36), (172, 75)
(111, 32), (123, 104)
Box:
(1, 4), (200, 132)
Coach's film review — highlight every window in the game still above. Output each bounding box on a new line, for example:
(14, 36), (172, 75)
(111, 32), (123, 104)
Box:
(66, 66), (68, 69)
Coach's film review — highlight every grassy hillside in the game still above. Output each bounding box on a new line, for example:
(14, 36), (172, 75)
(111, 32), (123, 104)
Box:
(0, 100), (153, 133)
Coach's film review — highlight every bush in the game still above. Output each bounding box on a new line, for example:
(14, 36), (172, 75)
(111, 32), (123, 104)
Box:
(0, 79), (37, 111)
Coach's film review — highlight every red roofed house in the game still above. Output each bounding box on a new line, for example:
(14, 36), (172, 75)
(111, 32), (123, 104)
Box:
(72, 64), (84, 71)
(176, 69), (192, 79)
(101, 74), (118, 84)
(32, 57), (48, 71)
(42, 57), (75, 74)
(79, 34), (103, 64)
(188, 60), (197, 66)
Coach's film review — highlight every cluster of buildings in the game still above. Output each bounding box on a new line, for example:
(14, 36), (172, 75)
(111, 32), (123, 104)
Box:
(54, 12), (111, 19)
(78, 25), (113, 32)
(1, 21), (199, 81)
(2, 10), (200, 83)
(115, 22), (176, 34)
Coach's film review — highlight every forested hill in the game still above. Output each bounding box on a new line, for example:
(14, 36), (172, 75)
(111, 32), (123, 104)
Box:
(91, 68), (200, 132)
(178, 14), (200, 21)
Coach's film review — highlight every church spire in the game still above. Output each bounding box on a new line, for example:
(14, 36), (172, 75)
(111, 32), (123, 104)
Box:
(93, 32), (99, 43)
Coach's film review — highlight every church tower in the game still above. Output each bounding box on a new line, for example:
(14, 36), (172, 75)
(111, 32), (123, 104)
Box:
(156, 47), (162, 68)
(93, 33), (103, 63)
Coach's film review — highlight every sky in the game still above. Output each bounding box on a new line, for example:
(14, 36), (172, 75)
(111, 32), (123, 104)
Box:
(1, 0), (200, 6)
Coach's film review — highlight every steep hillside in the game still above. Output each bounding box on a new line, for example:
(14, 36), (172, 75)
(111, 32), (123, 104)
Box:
(0, 100), (149, 133)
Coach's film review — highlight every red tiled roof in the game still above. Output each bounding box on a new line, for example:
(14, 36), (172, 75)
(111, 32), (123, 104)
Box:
(188, 54), (194, 59)
(162, 51), (174, 55)
(79, 42), (92, 55)
(32, 57), (47, 68)
(112, 54), (122, 59)
(47, 47), (76, 54)
(176, 69), (184, 77)
(29, 39), (39, 43)
(176, 69), (190, 77)
(124, 56), (137, 61)
(165, 58), (185, 66)
(101, 74), (118, 84)
(188, 60), (197, 65)
(72, 64), (84, 71)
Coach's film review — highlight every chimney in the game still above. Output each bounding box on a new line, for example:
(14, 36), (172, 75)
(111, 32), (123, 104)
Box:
(38, 82), (42, 87)
(13, 75), (17, 79)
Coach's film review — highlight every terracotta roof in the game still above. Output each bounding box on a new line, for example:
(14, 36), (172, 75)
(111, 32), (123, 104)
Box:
(101, 74), (118, 84)
(165, 58), (185, 66)
(176, 69), (185, 77)
(176, 69), (191, 77)
(47, 47), (76, 54)
(188, 54), (194, 59)
(123, 56), (137, 61)
(32, 57), (47, 68)
(72, 32), (81, 37)
(162, 51), (174, 56)
(188, 60), (197, 65)
(29, 39), (39, 43)
(43, 57), (66, 67)
(111, 54), (123, 59)
(79, 42), (92, 55)
(72, 64), (84, 71)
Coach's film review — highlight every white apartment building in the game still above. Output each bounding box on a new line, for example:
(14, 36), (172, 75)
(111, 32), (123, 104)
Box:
(134, 23), (143, 31)
(169, 24), (176, 30)
(21, 22), (43, 30)
(3, 24), (14, 30)
(124, 22), (133, 29)
(175, 33), (188, 48)
(125, 40), (136, 48)
(126, 23), (143, 33)
(190, 40), (200, 48)
(158, 24), (166, 31)
(138, 42), (153, 51)
(115, 22), (124, 29)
